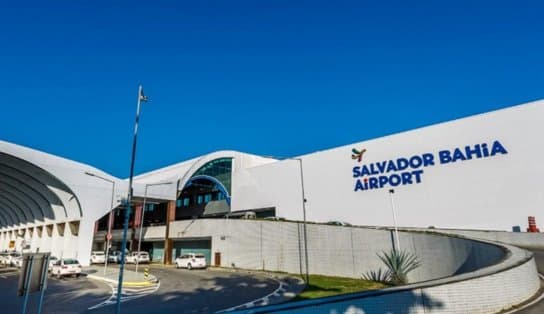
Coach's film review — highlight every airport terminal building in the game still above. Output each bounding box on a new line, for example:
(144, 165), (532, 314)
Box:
(0, 99), (542, 265)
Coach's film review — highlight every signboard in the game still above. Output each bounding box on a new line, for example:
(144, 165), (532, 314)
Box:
(351, 140), (508, 192)
(8, 240), (15, 249)
(18, 253), (50, 296)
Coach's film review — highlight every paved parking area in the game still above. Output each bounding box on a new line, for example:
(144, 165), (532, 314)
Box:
(0, 268), (111, 313)
(0, 264), (295, 313)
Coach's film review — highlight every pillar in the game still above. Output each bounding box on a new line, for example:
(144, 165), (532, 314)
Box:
(164, 200), (176, 264)
(130, 204), (143, 251)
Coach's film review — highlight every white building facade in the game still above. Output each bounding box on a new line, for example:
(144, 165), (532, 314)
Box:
(0, 99), (542, 264)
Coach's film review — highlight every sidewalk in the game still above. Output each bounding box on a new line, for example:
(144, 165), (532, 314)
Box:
(84, 265), (158, 287)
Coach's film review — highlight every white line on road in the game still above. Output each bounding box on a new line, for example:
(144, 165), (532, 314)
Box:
(216, 276), (285, 313)
(87, 281), (161, 311)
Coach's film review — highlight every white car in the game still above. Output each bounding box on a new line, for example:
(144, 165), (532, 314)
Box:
(5, 252), (21, 267)
(90, 251), (106, 264)
(107, 251), (121, 263)
(14, 256), (23, 268)
(175, 253), (207, 270)
(50, 259), (81, 279)
(48, 256), (59, 271)
(125, 252), (150, 264)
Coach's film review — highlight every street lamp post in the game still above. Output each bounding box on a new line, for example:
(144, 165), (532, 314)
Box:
(263, 155), (310, 284)
(135, 181), (173, 273)
(117, 85), (149, 314)
(388, 189), (401, 252)
(85, 171), (116, 276)
(291, 158), (310, 284)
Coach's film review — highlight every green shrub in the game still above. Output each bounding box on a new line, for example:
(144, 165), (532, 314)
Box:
(363, 249), (421, 285)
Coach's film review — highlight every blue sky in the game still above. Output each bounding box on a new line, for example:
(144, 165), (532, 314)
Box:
(1, 1), (542, 177)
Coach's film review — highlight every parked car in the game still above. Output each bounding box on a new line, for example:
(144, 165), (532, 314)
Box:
(327, 221), (352, 227)
(5, 252), (21, 267)
(241, 211), (256, 219)
(90, 251), (106, 264)
(125, 252), (150, 264)
(0, 252), (8, 266)
(14, 256), (23, 268)
(50, 259), (81, 279)
(48, 256), (59, 271)
(263, 216), (286, 221)
(107, 250), (121, 263)
(175, 253), (207, 270)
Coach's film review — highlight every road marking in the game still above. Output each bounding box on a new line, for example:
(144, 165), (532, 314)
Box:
(87, 281), (161, 310)
(503, 273), (544, 314)
(216, 276), (286, 313)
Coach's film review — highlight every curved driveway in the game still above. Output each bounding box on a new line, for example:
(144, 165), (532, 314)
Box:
(0, 264), (280, 314)
(110, 265), (280, 314)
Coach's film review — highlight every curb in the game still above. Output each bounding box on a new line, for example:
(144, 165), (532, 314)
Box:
(0, 267), (18, 274)
(86, 273), (158, 287)
(502, 273), (544, 313)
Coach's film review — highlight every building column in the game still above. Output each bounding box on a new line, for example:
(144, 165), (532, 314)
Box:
(164, 200), (176, 264)
(130, 204), (143, 251)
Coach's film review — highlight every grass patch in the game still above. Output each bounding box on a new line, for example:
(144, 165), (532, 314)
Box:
(293, 274), (388, 301)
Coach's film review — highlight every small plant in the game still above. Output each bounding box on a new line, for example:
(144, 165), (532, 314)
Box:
(363, 249), (421, 286)
(361, 268), (391, 284)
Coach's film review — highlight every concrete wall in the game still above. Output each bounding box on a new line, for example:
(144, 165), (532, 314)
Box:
(228, 236), (539, 314)
(168, 219), (506, 282)
(406, 228), (544, 250)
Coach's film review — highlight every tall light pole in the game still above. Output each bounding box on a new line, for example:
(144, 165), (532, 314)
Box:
(85, 171), (116, 276)
(263, 155), (310, 284)
(135, 181), (173, 273)
(292, 157), (310, 284)
(117, 85), (149, 314)
(388, 189), (401, 252)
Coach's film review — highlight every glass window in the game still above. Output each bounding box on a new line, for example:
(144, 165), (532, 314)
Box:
(204, 194), (212, 203)
(183, 197), (190, 207)
(176, 199), (182, 207)
(197, 195), (203, 204)
(191, 158), (233, 194)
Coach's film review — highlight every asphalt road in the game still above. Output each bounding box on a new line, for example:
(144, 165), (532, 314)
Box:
(0, 268), (111, 314)
(0, 264), (280, 314)
(111, 264), (280, 314)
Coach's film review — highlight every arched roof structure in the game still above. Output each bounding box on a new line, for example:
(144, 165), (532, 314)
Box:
(0, 140), (127, 231)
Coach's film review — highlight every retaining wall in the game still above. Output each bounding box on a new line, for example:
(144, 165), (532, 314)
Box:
(230, 244), (538, 314)
(169, 219), (506, 282)
(403, 227), (544, 250)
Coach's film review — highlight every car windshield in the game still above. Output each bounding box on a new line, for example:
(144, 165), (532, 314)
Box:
(63, 259), (79, 265)
(94, 252), (105, 255)
(195, 254), (205, 258)
(139, 253), (148, 256)
(50, 256), (58, 261)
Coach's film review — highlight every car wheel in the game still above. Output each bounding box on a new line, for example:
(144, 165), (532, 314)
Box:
(76, 274), (81, 278)
(187, 263), (192, 270)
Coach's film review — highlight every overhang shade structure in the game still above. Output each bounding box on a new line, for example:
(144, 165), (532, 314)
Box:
(132, 150), (277, 205)
(0, 140), (128, 264)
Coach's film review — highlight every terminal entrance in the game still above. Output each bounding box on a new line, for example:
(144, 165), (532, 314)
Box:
(172, 238), (212, 265)
(176, 177), (230, 219)
(176, 158), (233, 220)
